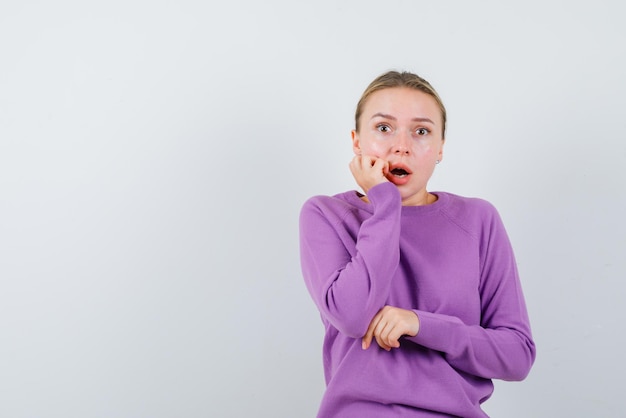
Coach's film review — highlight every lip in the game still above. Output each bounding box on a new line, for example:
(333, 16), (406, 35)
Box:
(386, 163), (412, 186)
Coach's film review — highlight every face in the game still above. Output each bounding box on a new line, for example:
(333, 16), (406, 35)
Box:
(351, 87), (445, 206)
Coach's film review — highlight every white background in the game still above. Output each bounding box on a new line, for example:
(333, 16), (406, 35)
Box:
(1, 1), (625, 417)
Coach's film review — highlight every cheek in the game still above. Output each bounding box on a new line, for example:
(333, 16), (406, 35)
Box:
(415, 140), (442, 156)
(360, 140), (388, 156)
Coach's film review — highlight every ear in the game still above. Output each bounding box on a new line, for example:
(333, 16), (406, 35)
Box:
(351, 130), (362, 155)
(436, 138), (445, 163)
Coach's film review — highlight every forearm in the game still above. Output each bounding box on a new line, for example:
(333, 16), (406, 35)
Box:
(300, 183), (402, 337)
(407, 310), (535, 381)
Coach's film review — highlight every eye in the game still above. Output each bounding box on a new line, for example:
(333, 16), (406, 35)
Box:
(415, 128), (430, 136)
(376, 124), (391, 133)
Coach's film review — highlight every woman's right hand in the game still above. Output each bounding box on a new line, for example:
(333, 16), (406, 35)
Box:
(349, 155), (389, 194)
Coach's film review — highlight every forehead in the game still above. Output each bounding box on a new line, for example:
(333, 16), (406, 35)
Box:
(363, 87), (441, 119)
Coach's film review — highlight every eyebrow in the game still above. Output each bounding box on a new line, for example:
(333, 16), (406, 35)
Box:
(370, 113), (436, 125)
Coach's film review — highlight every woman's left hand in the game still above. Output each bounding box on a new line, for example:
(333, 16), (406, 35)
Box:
(362, 306), (420, 351)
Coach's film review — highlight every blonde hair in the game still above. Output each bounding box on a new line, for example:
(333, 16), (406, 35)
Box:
(354, 71), (447, 138)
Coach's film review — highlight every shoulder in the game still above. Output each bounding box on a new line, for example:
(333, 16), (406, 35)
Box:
(436, 192), (503, 237)
(440, 192), (499, 216)
(300, 191), (361, 225)
(301, 191), (354, 211)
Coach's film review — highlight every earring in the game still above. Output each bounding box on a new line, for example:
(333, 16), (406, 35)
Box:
(435, 160), (440, 164)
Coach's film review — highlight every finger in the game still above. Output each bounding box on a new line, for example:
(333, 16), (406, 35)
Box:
(377, 320), (400, 349)
(361, 330), (372, 350)
(362, 313), (381, 350)
(384, 326), (402, 348)
(374, 333), (392, 351)
(360, 155), (376, 169)
(371, 307), (399, 349)
(350, 154), (363, 167)
(373, 317), (395, 351)
(349, 156), (360, 176)
(371, 158), (388, 172)
(375, 331), (392, 350)
(384, 311), (419, 348)
(382, 160), (390, 177)
(377, 315), (400, 348)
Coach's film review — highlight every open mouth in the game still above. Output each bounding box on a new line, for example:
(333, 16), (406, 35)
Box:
(390, 167), (410, 178)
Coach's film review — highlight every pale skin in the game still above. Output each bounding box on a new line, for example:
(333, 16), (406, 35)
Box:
(349, 87), (445, 351)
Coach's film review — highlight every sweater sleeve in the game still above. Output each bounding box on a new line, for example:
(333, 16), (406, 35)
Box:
(299, 183), (401, 338)
(406, 203), (536, 381)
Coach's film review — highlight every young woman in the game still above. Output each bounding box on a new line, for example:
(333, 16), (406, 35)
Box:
(299, 71), (536, 417)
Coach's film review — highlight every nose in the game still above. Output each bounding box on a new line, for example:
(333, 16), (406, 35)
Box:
(392, 131), (411, 155)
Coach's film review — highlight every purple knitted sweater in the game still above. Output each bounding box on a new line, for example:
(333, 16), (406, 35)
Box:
(299, 182), (535, 417)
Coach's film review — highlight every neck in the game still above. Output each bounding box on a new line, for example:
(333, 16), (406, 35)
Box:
(359, 190), (437, 206)
(402, 191), (437, 206)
